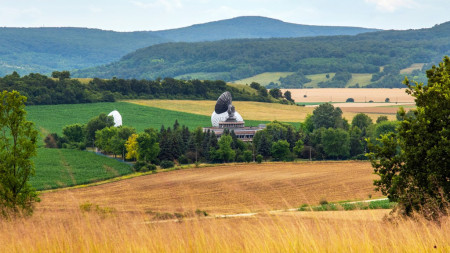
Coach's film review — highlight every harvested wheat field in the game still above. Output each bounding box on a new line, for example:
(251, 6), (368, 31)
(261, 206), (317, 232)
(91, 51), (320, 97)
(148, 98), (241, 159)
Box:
(39, 161), (382, 216)
(126, 99), (313, 122)
(283, 88), (415, 103)
(125, 99), (397, 123)
(4, 162), (449, 252)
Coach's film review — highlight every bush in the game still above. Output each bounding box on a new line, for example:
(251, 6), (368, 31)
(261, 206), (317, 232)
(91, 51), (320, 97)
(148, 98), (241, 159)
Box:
(178, 155), (189, 165)
(346, 98), (354, 102)
(385, 97), (390, 102)
(256, 154), (263, 163)
(134, 161), (157, 172)
(160, 160), (175, 169)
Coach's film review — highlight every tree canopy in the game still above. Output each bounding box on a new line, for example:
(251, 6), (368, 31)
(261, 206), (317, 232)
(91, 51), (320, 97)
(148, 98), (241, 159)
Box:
(367, 56), (450, 220)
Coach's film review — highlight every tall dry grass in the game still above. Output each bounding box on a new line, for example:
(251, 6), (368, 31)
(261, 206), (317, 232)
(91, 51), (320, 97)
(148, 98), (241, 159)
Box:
(1, 209), (448, 252)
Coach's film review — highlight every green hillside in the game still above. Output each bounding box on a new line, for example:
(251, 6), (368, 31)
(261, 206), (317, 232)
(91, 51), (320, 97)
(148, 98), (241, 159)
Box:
(73, 21), (450, 87)
(0, 16), (377, 76)
(0, 28), (167, 76)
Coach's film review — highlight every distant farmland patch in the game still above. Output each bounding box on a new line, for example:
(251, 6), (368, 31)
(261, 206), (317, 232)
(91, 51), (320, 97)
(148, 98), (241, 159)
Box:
(32, 148), (132, 190)
(284, 88), (414, 103)
(126, 99), (311, 123)
(400, 63), (425, 74)
(234, 72), (294, 86)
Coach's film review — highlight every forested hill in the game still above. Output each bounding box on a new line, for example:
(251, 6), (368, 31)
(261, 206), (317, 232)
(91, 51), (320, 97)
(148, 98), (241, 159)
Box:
(0, 16), (377, 76)
(73, 21), (450, 83)
(0, 28), (167, 76)
(152, 16), (378, 42)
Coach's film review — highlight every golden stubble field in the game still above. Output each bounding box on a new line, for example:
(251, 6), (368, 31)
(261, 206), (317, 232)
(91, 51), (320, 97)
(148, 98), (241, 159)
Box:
(2, 161), (448, 252)
(38, 161), (382, 215)
(283, 88), (415, 103)
(126, 99), (405, 123)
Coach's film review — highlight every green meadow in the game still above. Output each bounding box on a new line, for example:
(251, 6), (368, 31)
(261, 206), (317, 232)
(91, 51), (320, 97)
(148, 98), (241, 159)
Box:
(31, 148), (132, 191)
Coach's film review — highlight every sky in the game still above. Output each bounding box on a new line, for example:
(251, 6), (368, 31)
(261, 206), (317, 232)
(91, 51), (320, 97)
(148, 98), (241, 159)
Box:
(0, 0), (449, 32)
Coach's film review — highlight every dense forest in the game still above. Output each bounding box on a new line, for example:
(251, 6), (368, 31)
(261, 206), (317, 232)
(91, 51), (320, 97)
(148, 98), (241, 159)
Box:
(0, 72), (277, 105)
(74, 21), (450, 88)
(0, 16), (376, 76)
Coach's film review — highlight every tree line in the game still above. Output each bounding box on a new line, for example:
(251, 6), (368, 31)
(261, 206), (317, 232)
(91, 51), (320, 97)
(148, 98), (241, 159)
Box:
(0, 71), (286, 105)
(44, 103), (401, 171)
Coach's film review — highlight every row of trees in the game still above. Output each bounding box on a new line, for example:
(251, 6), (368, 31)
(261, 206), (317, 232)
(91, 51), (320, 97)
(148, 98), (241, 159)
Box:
(46, 103), (400, 170)
(0, 72), (287, 105)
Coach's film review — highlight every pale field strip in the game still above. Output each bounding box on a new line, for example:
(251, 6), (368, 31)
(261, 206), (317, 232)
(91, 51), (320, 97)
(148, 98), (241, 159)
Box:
(38, 161), (383, 216)
(282, 88), (415, 103)
(125, 99), (399, 122)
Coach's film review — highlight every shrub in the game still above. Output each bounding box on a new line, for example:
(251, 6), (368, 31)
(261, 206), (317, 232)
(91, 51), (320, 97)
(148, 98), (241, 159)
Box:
(385, 97), (390, 102)
(256, 154), (263, 163)
(160, 160), (175, 169)
(178, 155), (189, 165)
(346, 98), (354, 102)
(134, 161), (157, 172)
(319, 199), (328, 205)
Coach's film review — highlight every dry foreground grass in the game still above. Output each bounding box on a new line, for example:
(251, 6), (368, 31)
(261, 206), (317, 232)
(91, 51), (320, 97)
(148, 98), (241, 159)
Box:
(1, 161), (448, 252)
(126, 98), (404, 123)
(1, 161), (449, 252)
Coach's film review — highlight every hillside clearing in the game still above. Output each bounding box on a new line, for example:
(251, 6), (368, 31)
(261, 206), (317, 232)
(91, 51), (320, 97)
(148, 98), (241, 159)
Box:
(400, 63), (425, 74)
(234, 72), (294, 86)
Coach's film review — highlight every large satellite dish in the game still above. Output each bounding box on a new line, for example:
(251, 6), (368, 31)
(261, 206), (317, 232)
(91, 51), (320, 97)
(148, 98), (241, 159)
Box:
(108, 110), (122, 127)
(215, 91), (232, 114)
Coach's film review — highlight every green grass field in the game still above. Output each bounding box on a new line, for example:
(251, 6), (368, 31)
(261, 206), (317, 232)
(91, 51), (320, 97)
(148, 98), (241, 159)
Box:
(26, 102), (270, 142)
(346, 73), (373, 87)
(31, 148), (133, 190)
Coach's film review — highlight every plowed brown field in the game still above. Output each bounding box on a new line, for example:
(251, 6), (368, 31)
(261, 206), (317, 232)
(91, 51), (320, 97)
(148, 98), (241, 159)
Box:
(39, 161), (382, 215)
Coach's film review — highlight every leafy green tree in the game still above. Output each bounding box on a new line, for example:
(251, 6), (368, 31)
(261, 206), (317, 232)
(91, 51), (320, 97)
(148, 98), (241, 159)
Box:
(269, 88), (282, 99)
(243, 150), (253, 163)
(311, 103), (347, 129)
(283, 91), (294, 102)
(84, 113), (114, 147)
(217, 135), (235, 162)
(0, 91), (40, 216)
(271, 140), (290, 161)
(367, 56), (450, 220)
(349, 126), (364, 157)
(351, 113), (372, 132)
(137, 132), (160, 163)
(95, 127), (118, 154)
(63, 124), (85, 143)
(293, 139), (304, 157)
(321, 128), (350, 159)
(376, 116), (389, 124)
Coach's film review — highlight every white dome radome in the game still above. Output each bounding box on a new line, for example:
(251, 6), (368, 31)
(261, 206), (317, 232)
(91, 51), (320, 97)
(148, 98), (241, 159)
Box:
(211, 111), (243, 127)
(108, 110), (123, 127)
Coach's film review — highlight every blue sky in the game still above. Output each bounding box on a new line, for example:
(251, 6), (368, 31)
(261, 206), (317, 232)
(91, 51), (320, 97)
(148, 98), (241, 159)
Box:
(0, 0), (449, 31)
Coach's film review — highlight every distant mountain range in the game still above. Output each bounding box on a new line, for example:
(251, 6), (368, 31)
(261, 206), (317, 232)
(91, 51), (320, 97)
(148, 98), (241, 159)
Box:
(0, 16), (379, 76)
(73, 21), (450, 87)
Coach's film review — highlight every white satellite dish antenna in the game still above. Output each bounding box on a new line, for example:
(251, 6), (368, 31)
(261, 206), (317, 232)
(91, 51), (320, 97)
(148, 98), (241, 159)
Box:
(108, 110), (122, 127)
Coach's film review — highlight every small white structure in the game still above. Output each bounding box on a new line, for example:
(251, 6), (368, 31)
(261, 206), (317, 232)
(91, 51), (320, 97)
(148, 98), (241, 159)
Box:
(108, 110), (122, 127)
(211, 111), (243, 127)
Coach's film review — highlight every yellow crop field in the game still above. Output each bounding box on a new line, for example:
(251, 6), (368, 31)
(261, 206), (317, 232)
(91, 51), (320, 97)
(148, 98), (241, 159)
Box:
(126, 99), (314, 122)
(1, 162), (448, 252)
(126, 99), (401, 123)
(39, 161), (382, 215)
(283, 88), (415, 103)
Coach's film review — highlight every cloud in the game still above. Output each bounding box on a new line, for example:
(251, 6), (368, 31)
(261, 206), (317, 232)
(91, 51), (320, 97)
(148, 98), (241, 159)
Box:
(365, 0), (417, 12)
